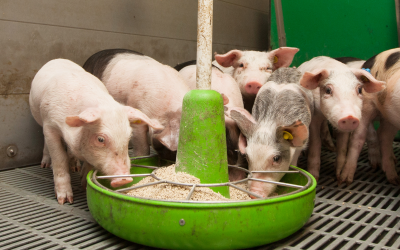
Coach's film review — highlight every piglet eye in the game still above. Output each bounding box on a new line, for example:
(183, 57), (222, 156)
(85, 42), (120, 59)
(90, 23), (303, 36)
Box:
(97, 136), (105, 143)
(239, 63), (244, 67)
(325, 87), (332, 95)
(273, 155), (281, 162)
(357, 86), (363, 95)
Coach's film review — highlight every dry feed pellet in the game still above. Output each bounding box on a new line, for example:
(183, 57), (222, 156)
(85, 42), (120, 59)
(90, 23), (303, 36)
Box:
(126, 164), (251, 201)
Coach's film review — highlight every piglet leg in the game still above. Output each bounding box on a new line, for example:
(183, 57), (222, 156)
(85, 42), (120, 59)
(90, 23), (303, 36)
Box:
(131, 124), (150, 157)
(335, 132), (350, 183)
(366, 122), (381, 169)
(67, 147), (81, 173)
(378, 119), (400, 185)
(44, 126), (73, 204)
(338, 100), (378, 185)
(307, 114), (324, 181)
(80, 161), (94, 189)
(229, 153), (247, 182)
(320, 120), (336, 152)
(41, 140), (51, 168)
(338, 118), (370, 185)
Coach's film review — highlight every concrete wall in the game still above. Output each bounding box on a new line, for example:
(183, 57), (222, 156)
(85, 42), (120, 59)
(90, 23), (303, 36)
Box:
(0, 0), (270, 169)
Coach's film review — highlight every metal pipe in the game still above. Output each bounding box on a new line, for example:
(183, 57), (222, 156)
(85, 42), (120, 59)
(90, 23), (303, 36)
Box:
(97, 174), (151, 179)
(249, 178), (303, 189)
(186, 184), (197, 200)
(274, 0), (286, 47)
(396, 0), (400, 47)
(116, 181), (167, 193)
(251, 171), (299, 174)
(196, 0), (213, 90)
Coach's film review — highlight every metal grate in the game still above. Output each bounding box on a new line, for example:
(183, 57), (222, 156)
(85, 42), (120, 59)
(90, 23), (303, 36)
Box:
(1, 144), (400, 250)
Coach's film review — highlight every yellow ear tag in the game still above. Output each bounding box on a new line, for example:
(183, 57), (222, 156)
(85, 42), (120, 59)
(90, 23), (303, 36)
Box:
(283, 131), (293, 140)
(274, 56), (278, 64)
(132, 120), (142, 124)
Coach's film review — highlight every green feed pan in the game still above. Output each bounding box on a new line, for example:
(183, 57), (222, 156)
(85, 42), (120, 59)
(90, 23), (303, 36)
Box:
(86, 155), (316, 250)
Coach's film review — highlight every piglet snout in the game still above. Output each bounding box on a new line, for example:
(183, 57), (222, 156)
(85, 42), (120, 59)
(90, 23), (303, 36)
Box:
(338, 116), (359, 131)
(110, 177), (133, 188)
(245, 81), (263, 95)
(249, 189), (266, 199)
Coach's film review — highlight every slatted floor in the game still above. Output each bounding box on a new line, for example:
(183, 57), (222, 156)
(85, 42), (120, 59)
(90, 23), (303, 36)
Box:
(0, 144), (400, 250)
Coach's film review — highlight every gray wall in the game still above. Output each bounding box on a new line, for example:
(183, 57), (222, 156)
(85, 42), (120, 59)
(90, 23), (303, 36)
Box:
(0, 0), (270, 170)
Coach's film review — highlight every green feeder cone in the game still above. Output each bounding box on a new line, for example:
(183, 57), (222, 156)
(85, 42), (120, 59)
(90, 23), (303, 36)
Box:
(176, 89), (230, 198)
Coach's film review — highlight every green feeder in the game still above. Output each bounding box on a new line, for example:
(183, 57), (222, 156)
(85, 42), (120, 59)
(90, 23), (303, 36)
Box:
(175, 89), (230, 197)
(86, 1), (316, 249)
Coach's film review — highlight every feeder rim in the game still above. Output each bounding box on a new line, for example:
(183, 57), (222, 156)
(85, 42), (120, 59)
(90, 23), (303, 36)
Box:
(88, 164), (316, 207)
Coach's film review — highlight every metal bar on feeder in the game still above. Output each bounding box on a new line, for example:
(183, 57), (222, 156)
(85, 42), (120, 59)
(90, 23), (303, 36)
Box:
(196, 0), (213, 90)
(97, 174), (151, 179)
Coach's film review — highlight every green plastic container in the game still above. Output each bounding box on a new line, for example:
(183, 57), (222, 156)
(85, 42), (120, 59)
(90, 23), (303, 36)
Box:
(87, 156), (316, 250)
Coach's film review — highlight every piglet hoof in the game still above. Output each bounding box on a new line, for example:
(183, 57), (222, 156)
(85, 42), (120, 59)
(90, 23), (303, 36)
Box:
(368, 160), (380, 169)
(338, 174), (353, 187)
(57, 195), (74, 205)
(41, 161), (51, 168)
(307, 170), (319, 183)
(55, 187), (74, 205)
(57, 197), (67, 205)
(387, 175), (400, 186)
(70, 166), (81, 173)
(69, 157), (81, 173)
(337, 177), (345, 187)
(67, 197), (74, 204)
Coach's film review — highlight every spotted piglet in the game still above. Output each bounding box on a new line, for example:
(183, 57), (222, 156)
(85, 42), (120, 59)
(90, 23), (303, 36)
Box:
(225, 68), (314, 198)
(29, 59), (162, 204)
(337, 48), (400, 185)
(214, 47), (299, 112)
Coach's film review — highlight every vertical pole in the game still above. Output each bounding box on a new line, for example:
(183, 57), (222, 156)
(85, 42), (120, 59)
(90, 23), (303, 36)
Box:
(176, 0), (230, 198)
(395, 0), (400, 47)
(196, 0), (213, 90)
(274, 0), (286, 47)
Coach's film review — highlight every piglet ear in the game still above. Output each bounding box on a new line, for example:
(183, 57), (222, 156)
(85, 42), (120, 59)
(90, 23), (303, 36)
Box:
(269, 47), (299, 69)
(350, 68), (386, 93)
(215, 50), (243, 67)
(153, 121), (180, 151)
(278, 120), (308, 147)
(125, 107), (164, 130)
(299, 69), (330, 90)
(155, 132), (179, 151)
(224, 106), (256, 138)
(221, 93), (229, 105)
(238, 133), (247, 154)
(66, 107), (102, 127)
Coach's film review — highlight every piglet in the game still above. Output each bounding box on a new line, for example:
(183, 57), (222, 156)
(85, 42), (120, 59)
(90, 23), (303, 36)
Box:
(225, 68), (314, 197)
(297, 56), (385, 181)
(337, 48), (400, 185)
(175, 60), (246, 180)
(332, 56), (381, 181)
(83, 49), (190, 161)
(29, 59), (161, 204)
(214, 47), (299, 112)
(334, 57), (366, 69)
